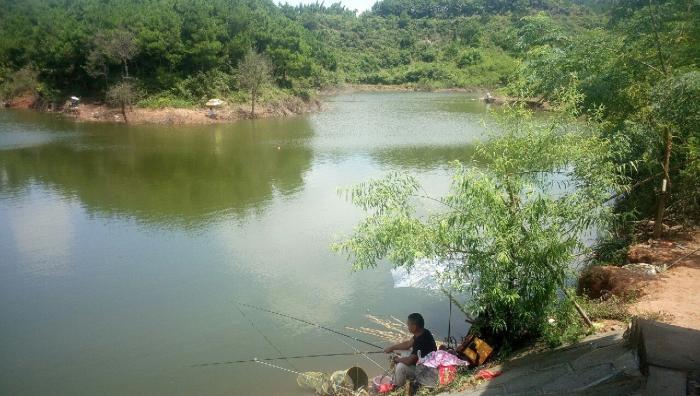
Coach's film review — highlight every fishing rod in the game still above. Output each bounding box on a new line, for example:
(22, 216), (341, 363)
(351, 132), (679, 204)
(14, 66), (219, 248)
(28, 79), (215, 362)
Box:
(235, 303), (298, 371)
(190, 350), (385, 367)
(238, 303), (386, 350)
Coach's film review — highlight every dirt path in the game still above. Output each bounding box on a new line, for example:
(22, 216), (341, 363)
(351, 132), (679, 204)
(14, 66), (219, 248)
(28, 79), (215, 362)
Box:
(630, 230), (700, 330)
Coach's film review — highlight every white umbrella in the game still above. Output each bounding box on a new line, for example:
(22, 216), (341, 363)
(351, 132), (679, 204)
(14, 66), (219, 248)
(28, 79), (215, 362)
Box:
(205, 98), (225, 107)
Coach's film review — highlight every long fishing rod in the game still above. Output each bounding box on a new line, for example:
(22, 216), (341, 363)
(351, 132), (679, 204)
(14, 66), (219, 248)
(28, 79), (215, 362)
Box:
(237, 302), (385, 350)
(190, 350), (385, 367)
(235, 304), (298, 371)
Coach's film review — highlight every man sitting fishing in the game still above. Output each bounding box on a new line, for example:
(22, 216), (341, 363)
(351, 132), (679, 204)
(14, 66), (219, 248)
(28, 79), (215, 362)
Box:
(383, 313), (438, 388)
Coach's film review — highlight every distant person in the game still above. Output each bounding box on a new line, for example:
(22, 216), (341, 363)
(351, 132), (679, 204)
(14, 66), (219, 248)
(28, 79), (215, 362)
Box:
(383, 313), (438, 387)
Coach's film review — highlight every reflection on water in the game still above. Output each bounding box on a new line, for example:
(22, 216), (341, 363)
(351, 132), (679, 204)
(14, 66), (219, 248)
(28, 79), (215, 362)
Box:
(0, 117), (314, 228)
(3, 187), (74, 276)
(0, 92), (488, 396)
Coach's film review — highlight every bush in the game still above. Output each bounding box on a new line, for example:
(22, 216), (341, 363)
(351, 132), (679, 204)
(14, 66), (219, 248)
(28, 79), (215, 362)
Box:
(136, 93), (196, 109)
(172, 70), (236, 103)
(0, 67), (40, 101)
(541, 295), (590, 348)
(457, 49), (482, 68)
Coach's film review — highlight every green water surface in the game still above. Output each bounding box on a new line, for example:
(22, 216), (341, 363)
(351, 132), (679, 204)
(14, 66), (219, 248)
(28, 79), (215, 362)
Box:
(0, 92), (490, 395)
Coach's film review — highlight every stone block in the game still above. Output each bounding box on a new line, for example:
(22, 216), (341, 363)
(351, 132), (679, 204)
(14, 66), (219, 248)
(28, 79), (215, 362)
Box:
(643, 366), (686, 396)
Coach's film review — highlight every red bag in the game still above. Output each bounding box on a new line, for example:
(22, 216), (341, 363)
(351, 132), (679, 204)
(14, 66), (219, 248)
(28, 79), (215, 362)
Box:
(438, 365), (457, 385)
(475, 369), (502, 380)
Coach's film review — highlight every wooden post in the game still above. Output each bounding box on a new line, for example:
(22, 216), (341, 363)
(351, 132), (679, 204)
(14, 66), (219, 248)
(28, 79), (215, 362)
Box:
(653, 127), (672, 239)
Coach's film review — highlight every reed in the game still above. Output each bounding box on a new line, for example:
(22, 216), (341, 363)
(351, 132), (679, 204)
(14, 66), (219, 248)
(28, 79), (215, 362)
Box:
(345, 315), (412, 344)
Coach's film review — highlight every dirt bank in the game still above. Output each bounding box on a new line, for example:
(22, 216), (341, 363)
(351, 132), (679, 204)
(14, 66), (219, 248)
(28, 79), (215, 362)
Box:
(579, 227), (700, 330)
(629, 230), (700, 329)
(65, 97), (321, 125)
(4, 94), (321, 125)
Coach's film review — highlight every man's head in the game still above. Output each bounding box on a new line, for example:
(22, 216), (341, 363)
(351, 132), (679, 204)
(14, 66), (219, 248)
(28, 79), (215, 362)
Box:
(407, 313), (425, 334)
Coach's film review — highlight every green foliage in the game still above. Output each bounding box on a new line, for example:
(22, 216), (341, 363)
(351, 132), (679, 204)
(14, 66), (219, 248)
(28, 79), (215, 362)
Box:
(515, 0), (700, 225)
(334, 87), (625, 346)
(0, 67), (40, 101)
(0, 0), (612, 101)
(238, 49), (273, 116)
(136, 93), (196, 109)
(579, 294), (634, 322)
(651, 72), (700, 217)
(0, 0), (336, 102)
(540, 295), (590, 348)
(173, 70), (237, 104)
(106, 79), (141, 114)
(456, 49), (482, 68)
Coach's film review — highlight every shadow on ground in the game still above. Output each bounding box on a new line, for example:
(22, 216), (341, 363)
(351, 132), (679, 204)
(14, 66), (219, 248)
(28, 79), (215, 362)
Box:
(449, 319), (700, 395)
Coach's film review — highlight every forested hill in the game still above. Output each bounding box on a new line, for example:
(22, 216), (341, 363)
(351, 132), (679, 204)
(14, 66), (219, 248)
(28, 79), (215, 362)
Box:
(0, 0), (598, 103)
(0, 0), (697, 109)
(0, 0), (338, 103)
(280, 0), (603, 88)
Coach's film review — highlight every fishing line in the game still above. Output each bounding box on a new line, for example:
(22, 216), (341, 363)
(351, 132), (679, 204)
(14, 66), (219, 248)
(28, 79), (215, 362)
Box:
(335, 332), (387, 371)
(238, 302), (391, 373)
(190, 350), (385, 367)
(237, 303), (385, 350)
(235, 304), (298, 371)
(447, 260), (453, 345)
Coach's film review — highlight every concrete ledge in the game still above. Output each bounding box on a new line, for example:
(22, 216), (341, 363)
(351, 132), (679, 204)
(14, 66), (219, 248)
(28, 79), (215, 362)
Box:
(644, 366), (686, 396)
(632, 319), (700, 372)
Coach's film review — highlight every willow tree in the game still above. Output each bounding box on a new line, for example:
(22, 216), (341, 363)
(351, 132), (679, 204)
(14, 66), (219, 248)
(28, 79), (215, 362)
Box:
(333, 87), (626, 347)
(238, 50), (273, 118)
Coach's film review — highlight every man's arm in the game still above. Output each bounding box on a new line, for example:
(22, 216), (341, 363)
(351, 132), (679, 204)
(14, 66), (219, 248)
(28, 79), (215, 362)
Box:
(383, 338), (414, 354)
(394, 354), (418, 366)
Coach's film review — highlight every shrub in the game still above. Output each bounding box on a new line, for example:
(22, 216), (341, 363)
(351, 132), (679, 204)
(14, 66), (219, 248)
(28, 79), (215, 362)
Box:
(457, 49), (482, 68)
(136, 93), (196, 109)
(0, 67), (40, 101)
(172, 70), (236, 103)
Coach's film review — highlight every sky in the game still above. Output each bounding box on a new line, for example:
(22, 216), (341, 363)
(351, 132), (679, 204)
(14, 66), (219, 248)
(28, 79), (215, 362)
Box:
(278, 0), (376, 13)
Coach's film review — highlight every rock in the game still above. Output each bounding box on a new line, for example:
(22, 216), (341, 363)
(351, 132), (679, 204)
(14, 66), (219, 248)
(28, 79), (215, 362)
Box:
(622, 263), (658, 276)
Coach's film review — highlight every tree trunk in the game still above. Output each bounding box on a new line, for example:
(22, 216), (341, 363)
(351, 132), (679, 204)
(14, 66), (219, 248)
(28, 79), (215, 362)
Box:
(121, 102), (128, 123)
(123, 59), (129, 78)
(562, 287), (593, 328)
(251, 87), (256, 118)
(653, 127), (672, 239)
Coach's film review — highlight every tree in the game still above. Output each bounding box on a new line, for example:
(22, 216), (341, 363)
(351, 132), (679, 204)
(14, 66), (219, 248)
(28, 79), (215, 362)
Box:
(651, 72), (700, 224)
(106, 80), (139, 123)
(104, 30), (139, 78)
(85, 38), (110, 85)
(238, 49), (273, 118)
(333, 88), (625, 347)
(85, 29), (139, 90)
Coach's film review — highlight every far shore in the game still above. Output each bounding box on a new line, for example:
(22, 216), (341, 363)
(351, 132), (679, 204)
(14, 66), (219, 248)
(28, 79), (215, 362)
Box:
(65, 98), (322, 125)
(2, 84), (517, 125)
(320, 83), (491, 95)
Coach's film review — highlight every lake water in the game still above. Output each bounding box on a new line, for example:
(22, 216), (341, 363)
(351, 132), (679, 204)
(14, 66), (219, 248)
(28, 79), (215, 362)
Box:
(0, 92), (491, 395)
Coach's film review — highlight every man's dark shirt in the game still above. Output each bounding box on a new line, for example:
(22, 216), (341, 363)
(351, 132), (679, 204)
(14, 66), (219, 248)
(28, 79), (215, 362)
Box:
(411, 329), (437, 359)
